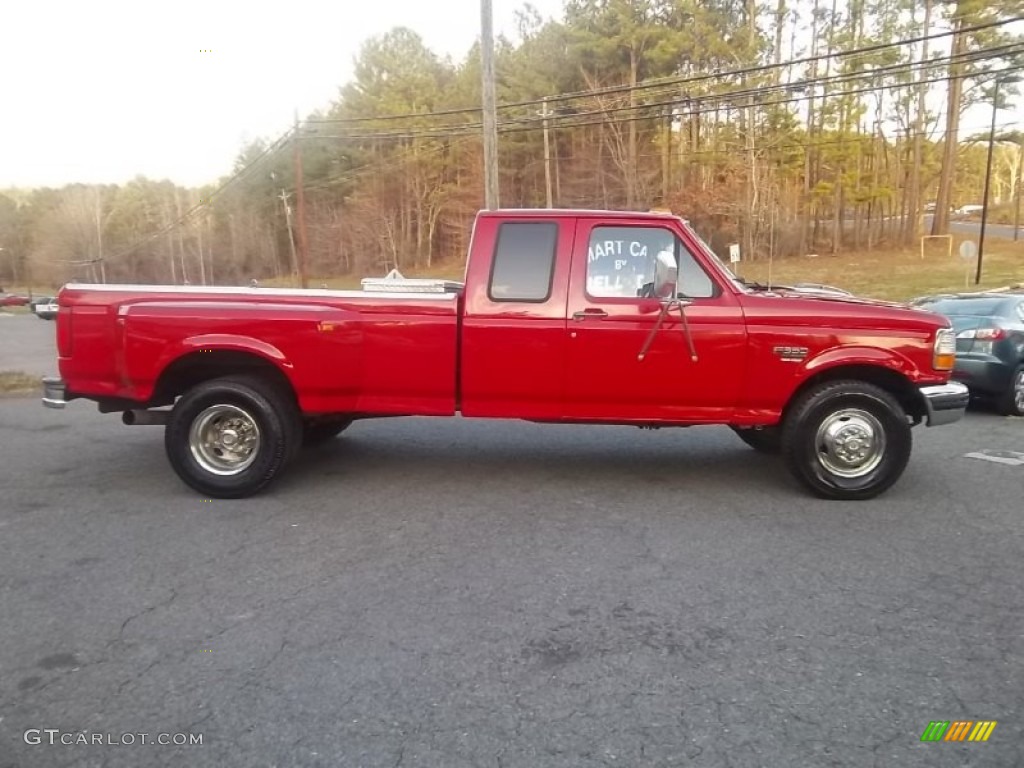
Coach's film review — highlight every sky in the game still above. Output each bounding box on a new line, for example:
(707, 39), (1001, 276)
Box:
(0, 0), (565, 189)
(1, 1), (1019, 191)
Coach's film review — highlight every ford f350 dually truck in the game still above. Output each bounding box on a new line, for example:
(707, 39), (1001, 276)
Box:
(42, 209), (968, 500)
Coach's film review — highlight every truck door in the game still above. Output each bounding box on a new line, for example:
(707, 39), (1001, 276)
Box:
(459, 217), (572, 419)
(563, 219), (747, 422)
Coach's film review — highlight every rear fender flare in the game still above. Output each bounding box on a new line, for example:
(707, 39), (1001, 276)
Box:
(142, 335), (294, 401)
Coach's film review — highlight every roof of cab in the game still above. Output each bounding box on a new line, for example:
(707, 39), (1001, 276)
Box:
(477, 208), (681, 220)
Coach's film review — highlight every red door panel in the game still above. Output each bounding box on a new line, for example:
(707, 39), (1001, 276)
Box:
(564, 219), (747, 423)
(459, 216), (573, 419)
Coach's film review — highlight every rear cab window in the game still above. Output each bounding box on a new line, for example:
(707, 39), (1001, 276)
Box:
(488, 222), (558, 302)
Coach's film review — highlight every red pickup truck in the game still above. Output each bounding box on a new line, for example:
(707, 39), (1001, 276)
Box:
(42, 209), (967, 500)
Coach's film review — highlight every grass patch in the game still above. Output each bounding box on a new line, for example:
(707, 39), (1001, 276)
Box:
(737, 234), (1024, 301)
(0, 371), (39, 395)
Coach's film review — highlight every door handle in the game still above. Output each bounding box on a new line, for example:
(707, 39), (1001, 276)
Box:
(572, 308), (609, 321)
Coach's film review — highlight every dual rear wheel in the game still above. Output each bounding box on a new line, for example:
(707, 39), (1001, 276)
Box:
(164, 375), (349, 498)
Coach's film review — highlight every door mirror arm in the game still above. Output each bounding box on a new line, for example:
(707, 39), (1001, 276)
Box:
(637, 297), (697, 363)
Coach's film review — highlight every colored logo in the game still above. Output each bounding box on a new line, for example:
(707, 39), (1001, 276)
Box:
(920, 721), (997, 742)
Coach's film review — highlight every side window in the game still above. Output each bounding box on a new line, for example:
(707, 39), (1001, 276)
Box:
(1016, 301), (1024, 323)
(586, 226), (715, 299)
(488, 222), (558, 302)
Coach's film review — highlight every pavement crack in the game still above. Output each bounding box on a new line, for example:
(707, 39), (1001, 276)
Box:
(185, 709), (215, 734)
(115, 657), (162, 696)
(118, 587), (178, 642)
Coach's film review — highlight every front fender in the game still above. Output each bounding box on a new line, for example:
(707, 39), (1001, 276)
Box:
(800, 345), (918, 380)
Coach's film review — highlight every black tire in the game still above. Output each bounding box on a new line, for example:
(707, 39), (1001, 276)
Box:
(996, 364), (1024, 417)
(731, 426), (781, 454)
(302, 417), (354, 446)
(164, 375), (301, 498)
(781, 380), (912, 500)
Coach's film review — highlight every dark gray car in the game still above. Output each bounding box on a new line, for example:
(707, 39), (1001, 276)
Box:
(917, 293), (1024, 416)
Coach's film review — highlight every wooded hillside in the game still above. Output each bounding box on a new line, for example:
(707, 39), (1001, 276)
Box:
(2, 0), (1023, 288)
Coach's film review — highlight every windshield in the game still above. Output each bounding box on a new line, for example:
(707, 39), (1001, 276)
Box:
(678, 220), (748, 292)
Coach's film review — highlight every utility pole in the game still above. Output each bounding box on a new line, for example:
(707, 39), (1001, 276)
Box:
(207, 213), (215, 285)
(908, 0), (932, 244)
(279, 189), (299, 281)
(480, 0), (500, 209)
(94, 192), (107, 283)
(1015, 140), (1023, 242)
(745, 92), (756, 261)
(977, 76), (1010, 284)
(661, 104), (671, 205)
(196, 207), (207, 286)
(293, 113), (310, 288)
(540, 97), (553, 208)
(175, 189), (188, 285)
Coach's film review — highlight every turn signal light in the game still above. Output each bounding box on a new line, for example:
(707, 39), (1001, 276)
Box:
(933, 328), (956, 371)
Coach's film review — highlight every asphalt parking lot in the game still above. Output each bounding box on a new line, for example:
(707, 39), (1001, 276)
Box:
(0, 312), (59, 378)
(1, 315), (1022, 767)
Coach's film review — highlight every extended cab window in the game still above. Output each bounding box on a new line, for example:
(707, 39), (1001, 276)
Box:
(489, 222), (558, 302)
(586, 226), (715, 299)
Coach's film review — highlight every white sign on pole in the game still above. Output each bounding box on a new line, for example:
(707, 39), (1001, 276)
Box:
(959, 241), (977, 288)
(729, 243), (741, 264)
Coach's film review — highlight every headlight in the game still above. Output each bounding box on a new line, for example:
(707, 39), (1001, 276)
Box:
(933, 328), (956, 371)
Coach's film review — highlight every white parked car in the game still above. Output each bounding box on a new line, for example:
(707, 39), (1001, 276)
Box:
(954, 204), (984, 217)
(34, 298), (58, 320)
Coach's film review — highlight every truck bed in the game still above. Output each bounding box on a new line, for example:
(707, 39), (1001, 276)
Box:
(56, 284), (461, 416)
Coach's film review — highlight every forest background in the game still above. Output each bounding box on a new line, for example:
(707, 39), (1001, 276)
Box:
(1, 0), (1023, 290)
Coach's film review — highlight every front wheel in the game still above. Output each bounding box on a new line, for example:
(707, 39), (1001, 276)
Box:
(781, 380), (912, 500)
(165, 375), (301, 498)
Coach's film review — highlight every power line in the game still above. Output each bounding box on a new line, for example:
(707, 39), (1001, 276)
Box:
(498, 67), (1024, 139)
(102, 128), (294, 264)
(307, 14), (1024, 127)
(301, 60), (1024, 144)
(297, 135), (476, 198)
(299, 43), (1024, 142)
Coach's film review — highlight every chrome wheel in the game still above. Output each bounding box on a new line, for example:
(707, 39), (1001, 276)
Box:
(189, 404), (261, 476)
(814, 408), (886, 479)
(1014, 370), (1024, 412)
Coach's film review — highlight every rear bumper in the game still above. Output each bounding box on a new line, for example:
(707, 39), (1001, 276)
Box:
(919, 382), (969, 427)
(41, 376), (66, 409)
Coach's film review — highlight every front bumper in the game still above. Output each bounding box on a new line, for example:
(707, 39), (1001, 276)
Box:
(42, 376), (66, 409)
(919, 382), (969, 427)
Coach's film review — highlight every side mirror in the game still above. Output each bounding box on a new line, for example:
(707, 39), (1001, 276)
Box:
(653, 249), (678, 299)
